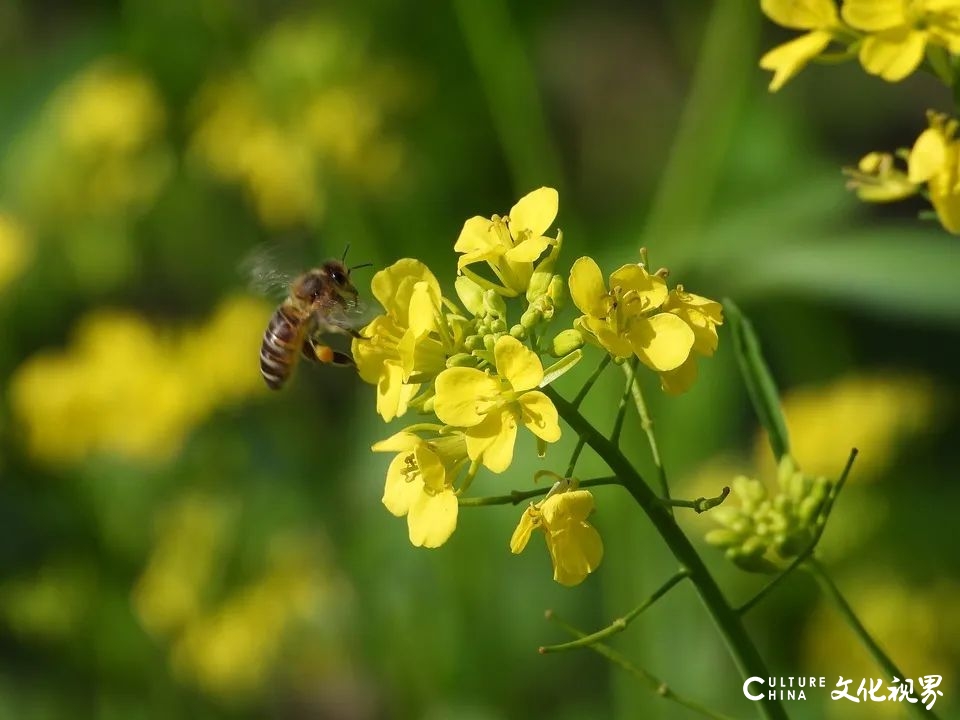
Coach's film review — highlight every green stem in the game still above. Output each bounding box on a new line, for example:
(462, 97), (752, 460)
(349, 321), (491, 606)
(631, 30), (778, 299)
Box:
(458, 476), (618, 507)
(626, 368), (672, 512)
(544, 611), (738, 720)
(574, 354), (611, 408)
(661, 487), (729, 514)
(542, 386), (787, 720)
(806, 558), (938, 720)
(611, 357), (638, 445)
(565, 437), (586, 478)
(540, 569), (690, 652)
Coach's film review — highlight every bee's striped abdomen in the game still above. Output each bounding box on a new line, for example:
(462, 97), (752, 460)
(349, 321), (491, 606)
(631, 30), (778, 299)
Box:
(260, 305), (305, 390)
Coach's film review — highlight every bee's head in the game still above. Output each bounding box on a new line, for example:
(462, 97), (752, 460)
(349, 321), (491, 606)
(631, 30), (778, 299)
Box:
(294, 260), (359, 305)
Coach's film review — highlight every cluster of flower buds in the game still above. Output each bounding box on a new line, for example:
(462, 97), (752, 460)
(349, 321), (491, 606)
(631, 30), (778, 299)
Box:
(706, 456), (833, 573)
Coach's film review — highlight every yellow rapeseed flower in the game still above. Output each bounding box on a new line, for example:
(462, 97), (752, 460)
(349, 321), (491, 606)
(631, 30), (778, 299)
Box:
(659, 286), (724, 395)
(10, 297), (269, 464)
(169, 538), (328, 699)
(9, 59), (171, 222)
(843, 0), (960, 82)
(759, 0), (845, 91)
(0, 213), (32, 291)
(189, 18), (404, 228)
(372, 430), (468, 548)
(845, 112), (960, 234)
(455, 187), (559, 296)
(569, 256), (694, 371)
(804, 573), (960, 707)
(907, 111), (960, 233)
(353, 259), (449, 421)
(433, 335), (560, 473)
(754, 374), (936, 481)
(510, 486), (603, 586)
(843, 151), (920, 202)
(132, 493), (235, 638)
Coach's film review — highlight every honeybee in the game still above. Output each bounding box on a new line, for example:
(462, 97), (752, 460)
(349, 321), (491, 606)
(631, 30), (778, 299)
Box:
(254, 247), (371, 390)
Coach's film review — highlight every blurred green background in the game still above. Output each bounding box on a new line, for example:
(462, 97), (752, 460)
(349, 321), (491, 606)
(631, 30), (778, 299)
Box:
(1, 0), (958, 718)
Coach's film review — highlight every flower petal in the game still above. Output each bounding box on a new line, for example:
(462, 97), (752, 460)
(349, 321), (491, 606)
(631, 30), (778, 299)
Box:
(414, 444), (447, 493)
(372, 431), (421, 453)
(630, 313), (695, 372)
(382, 453), (421, 517)
(762, 0), (839, 29)
(858, 28), (927, 82)
(569, 256), (607, 318)
(519, 391), (561, 443)
(841, 0), (905, 32)
(408, 280), (441, 337)
(407, 489), (458, 548)
(659, 357), (699, 396)
(908, 127), (948, 184)
(542, 489), (596, 525)
(510, 187), (558, 237)
(929, 144), (960, 234)
(377, 361), (417, 422)
(371, 259), (440, 325)
(609, 263), (668, 310)
(494, 335), (543, 392)
(504, 235), (551, 264)
(466, 408), (518, 473)
(509, 506), (539, 554)
(433, 367), (499, 427)
(759, 30), (833, 92)
(546, 522), (604, 586)
(454, 216), (495, 255)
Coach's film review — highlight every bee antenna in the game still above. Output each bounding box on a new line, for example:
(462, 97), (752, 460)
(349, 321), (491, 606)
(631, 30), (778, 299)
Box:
(341, 243), (351, 262)
(349, 262), (373, 272)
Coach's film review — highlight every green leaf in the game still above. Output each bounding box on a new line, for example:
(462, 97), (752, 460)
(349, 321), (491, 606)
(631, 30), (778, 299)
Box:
(719, 232), (960, 323)
(724, 299), (790, 462)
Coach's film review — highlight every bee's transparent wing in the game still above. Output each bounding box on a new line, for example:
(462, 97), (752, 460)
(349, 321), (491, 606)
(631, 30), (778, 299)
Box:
(240, 240), (310, 299)
(312, 297), (379, 336)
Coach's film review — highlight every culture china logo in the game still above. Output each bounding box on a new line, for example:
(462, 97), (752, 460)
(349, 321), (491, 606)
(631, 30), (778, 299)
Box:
(743, 675), (943, 709)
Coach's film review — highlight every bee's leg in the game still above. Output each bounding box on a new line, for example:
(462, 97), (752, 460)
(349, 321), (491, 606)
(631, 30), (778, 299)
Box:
(303, 340), (355, 368)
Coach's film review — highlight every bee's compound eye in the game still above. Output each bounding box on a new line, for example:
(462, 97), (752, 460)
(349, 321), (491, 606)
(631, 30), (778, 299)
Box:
(330, 269), (347, 285)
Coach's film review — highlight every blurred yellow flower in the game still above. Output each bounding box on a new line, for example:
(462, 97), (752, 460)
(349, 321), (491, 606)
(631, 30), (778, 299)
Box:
(569, 256), (695, 372)
(0, 213), (32, 291)
(189, 18), (404, 228)
(10, 296), (270, 465)
(434, 335), (560, 473)
(9, 59), (171, 221)
(754, 374), (936, 481)
(510, 486), (603, 586)
(843, 0), (960, 82)
(190, 80), (320, 227)
(907, 112), (960, 233)
(169, 535), (343, 699)
(0, 559), (93, 641)
(134, 494), (354, 700)
(132, 493), (235, 638)
(372, 430), (467, 548)
(845, 111), (960, 233)
(455, 187), (559, 296)
(804, 573), (960, 718)
(843, 151), (920, 202)
(759, 0), (844, 91)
